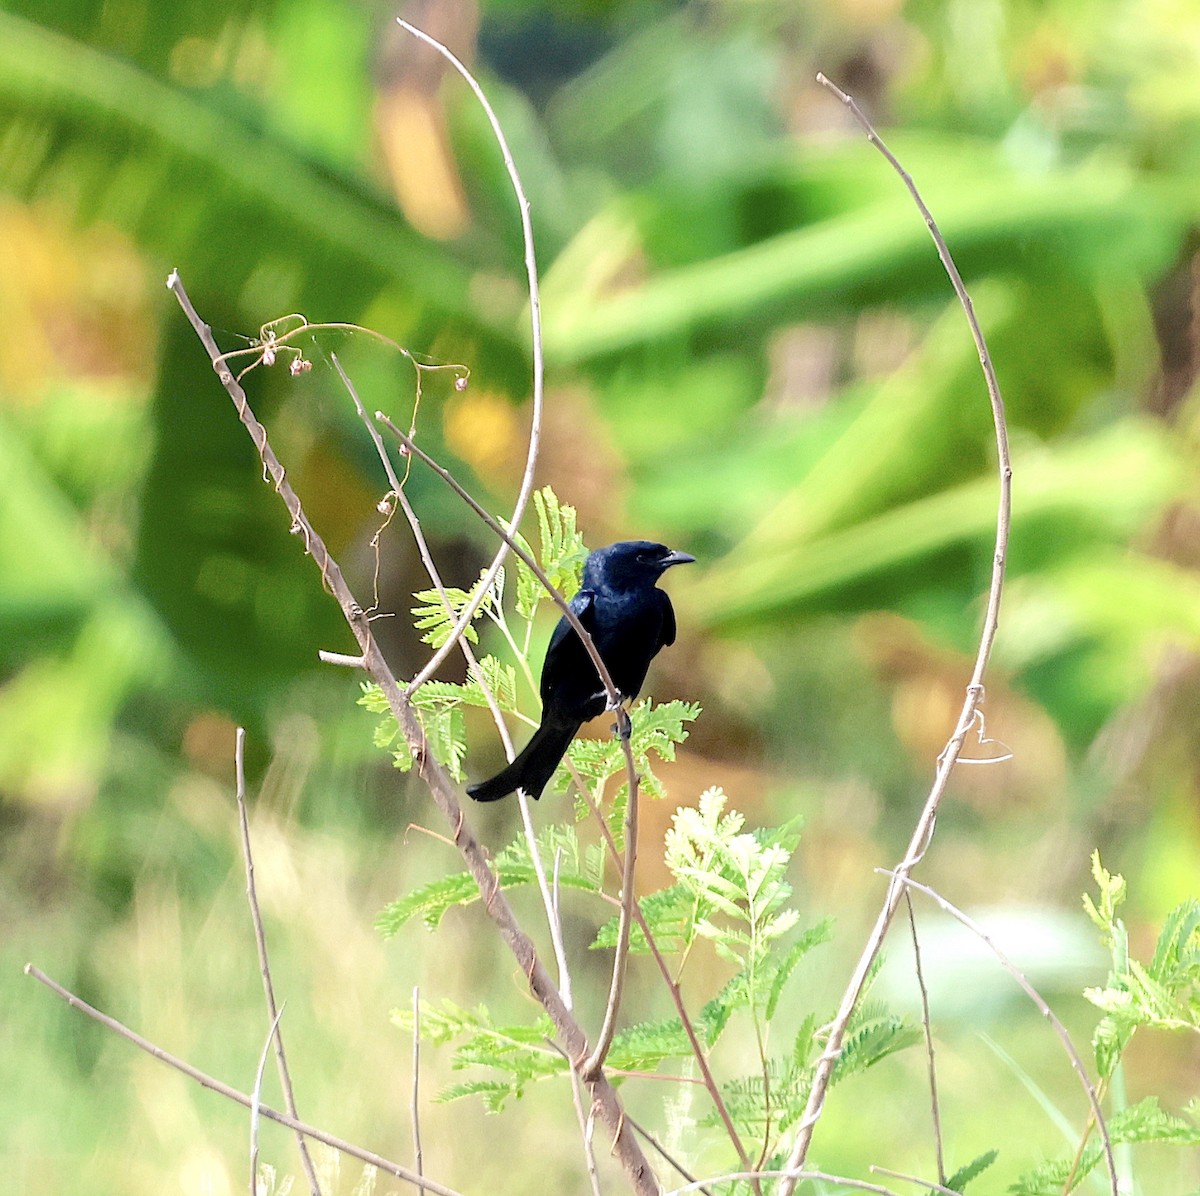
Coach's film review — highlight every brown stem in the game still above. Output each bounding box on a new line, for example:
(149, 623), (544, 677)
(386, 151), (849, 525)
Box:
(234, 728), (323, 1195)
(166, 271), (659, 1196)
(25, 964), (461, 1196)
(776, 74), (1014, 1193)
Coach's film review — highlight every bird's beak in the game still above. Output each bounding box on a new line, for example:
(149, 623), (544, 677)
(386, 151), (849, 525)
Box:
(661, 550), (696, 569)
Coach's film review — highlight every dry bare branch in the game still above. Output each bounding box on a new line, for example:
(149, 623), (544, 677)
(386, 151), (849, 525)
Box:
(777, 74), (1015, 1192)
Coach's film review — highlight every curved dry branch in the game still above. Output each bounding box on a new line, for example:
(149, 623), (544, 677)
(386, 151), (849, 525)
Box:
(776, 75), (1014, 1192)
(891, 874), (1116, 1195)
(394, 19), (546, 697)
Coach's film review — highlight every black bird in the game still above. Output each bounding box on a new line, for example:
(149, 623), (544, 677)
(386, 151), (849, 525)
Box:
(467, 540), (694, 802)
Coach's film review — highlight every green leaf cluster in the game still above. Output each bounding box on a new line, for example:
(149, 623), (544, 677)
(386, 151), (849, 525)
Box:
(375, 824), (605, 938)
(597, 789), (913, 1157)
(1010, 1098), (1200, 1195)
(564, 698), (702, 842)
(1008, 857), (1200, 1194)
(1082, 851), (1200, 1078)
(391, 1000), (566, 1114)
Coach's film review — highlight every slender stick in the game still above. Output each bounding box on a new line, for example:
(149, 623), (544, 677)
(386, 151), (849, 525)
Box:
(394, 18), (546, 695)
(626, 1115), (717, 1196)
(166, 272), (658, 1195)
(581, 772), (638, 1079)
(904, 891), (945, 1185)
(776, 74), (1014, 1192)
(869, 1164), (963, 1196)
(411, 987), (425, 1195)
(376, 410), (647, 1061)
(235, 727), (323, 1196)
(250, 1007), (288, 1195)
(663, 1168), (904, 1196)
(890, 874), (1117, 1196)
(375, 413), (622, 711)
(573, 787), (751, 1170)
(332, 353), (576, 1009)
(24, 964), (462, 1196)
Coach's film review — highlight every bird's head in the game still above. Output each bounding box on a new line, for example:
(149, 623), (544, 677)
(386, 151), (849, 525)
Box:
(583, 540), (695, 589)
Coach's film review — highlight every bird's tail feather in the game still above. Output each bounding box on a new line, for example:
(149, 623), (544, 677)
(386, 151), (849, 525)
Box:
(466, 719), (580, 802)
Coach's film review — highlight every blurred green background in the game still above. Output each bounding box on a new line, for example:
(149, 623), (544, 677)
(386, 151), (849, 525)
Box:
(2, 0), (1199, 1192)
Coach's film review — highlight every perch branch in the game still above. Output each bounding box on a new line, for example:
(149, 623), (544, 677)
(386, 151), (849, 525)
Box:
(165, 271), (658, 1196)
(374, 413), (643, 1077)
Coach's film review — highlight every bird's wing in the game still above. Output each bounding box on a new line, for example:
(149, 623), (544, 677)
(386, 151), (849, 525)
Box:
(659, 590), (677, 648)
(540, 589), (596, 702)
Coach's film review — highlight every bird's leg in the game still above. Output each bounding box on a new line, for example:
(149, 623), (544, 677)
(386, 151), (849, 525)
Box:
(607, 696), (632, 743)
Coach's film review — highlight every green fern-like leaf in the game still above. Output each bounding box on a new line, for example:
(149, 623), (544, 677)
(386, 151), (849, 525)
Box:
(459, 654), (520, 712)
(375, 874), (480, 936)
(945, 1149), (999, 1192)
(592, 883), (694, 953)
(393, 1000), (564, 1113)
(563, 698), (701, 804)
(411, 577), (495, 648)
(606, 1016), (695, 1073)
(1148, 897), (1200, 992)
(1010, 1098), (1200, 1194)
(376, 826), (605, 937)
(831, 999), (921, 1084)
(534, 486), (587, 599)
(435, 1079), (520, 1114)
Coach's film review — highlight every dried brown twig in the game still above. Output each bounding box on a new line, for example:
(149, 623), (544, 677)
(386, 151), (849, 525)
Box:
(163, 270), (659, 1195)
(775, 73), (1015, 1195)
(235, 726), (323, 1196)
(890, 874), (1116, 1195)
(24, 964), (462, 1196)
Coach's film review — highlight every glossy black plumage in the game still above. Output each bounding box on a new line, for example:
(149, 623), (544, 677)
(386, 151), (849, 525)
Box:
(466, 540), (694, 802)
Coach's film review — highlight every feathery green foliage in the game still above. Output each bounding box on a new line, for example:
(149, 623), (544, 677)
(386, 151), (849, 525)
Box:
(1083, 851), (1200, 1078)
(392, 1001), (566, 1113)
(1008, 857), (1200, 1194)
(944, 1149), (999, 1193)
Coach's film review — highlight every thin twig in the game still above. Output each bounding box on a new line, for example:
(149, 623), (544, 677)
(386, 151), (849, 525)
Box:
(904, 890), (945, 1184)
(545, 1037), (606, 1196)
(888, 874), (1117, 1196)
(235, 727), (322, 1196)
(166, 271), (658, 1195)
(582, 769), (638, 1079)
(411, 987), (425, 1196)
(573, 785), (752, 1171)
(663, 1168), (904, 1196)
(251, 1006), (288, 1195)
(393, 18), (546, 695)
(777, 75), (1014, 1192)
(24, 964), (462, 1196)
(332, 353), (577, 1009)
(625, 1114), (717, 1196)
(869, 1164), (963, 1196)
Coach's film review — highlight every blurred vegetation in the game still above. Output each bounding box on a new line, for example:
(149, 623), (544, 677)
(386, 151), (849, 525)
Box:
(2, 0), (1199, 1193)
